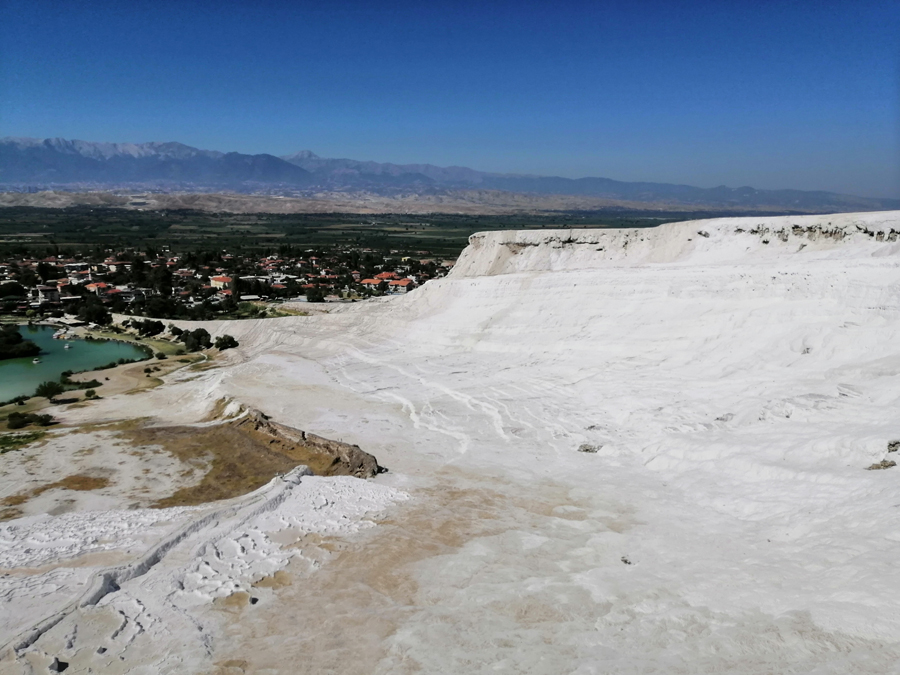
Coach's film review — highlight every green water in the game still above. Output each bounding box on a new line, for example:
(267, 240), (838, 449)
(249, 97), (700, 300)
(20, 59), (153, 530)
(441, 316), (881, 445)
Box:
(0, 325), (149, 401)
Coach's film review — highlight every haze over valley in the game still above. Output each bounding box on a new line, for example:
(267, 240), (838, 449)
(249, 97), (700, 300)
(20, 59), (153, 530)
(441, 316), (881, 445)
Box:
(3, 137), (897, 215)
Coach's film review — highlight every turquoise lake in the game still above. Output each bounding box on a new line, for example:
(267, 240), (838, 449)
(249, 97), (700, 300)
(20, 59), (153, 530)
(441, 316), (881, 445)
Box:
(0, 325), (148, 401)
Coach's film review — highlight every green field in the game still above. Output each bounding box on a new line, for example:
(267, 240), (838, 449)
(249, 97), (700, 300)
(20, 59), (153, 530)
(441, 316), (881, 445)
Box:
(0, 206), (731, 258)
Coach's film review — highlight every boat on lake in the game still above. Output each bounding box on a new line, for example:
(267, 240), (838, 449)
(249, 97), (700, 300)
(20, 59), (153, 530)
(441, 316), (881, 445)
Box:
(32, 358), (41, 364)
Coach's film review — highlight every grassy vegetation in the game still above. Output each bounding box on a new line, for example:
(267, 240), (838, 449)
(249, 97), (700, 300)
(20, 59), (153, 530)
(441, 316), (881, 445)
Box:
(86, 327), (183, 355)
(122, 421), (354, 508)
(263, 304), (311, 317)
(0, 206), (716, 258)
(0, 430), (45, 454)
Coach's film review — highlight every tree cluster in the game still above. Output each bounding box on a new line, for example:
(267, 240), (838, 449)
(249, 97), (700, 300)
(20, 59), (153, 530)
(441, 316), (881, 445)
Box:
(127, 318), (165, 337)
(76, 299), (112, 325)
(0, 324), (40, 360)
(178, 327), (212, 352)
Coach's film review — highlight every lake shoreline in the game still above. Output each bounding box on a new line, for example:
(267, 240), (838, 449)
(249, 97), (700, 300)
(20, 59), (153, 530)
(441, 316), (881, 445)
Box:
(0, 325), (152, 402)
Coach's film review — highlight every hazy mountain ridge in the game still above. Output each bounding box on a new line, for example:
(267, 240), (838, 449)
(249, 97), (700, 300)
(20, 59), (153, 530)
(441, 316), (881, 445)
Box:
(0, 137), (311, 186)
(2, 136), (897, 213)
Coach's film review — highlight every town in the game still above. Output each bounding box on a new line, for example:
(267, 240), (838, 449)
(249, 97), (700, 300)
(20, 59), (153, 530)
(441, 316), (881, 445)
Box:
(0, 243), (456, 323)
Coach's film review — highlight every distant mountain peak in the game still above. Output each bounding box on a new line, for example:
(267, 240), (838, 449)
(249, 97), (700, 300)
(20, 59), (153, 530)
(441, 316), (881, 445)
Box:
(282, 150), (320, 161)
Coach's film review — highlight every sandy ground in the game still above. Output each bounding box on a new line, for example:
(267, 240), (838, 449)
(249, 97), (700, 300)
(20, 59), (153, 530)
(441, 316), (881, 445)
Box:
(3, 210), (900, 673)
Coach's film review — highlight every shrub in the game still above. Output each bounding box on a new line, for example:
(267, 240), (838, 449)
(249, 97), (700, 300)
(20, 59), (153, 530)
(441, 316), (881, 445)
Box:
(156, 352), (167, 360)
(214, 334), (239, 351)
(85, 389), (97, 399)
(5, 412), (54, 429)
(32, 414), (53, 426)
(6, 413), (27, 429)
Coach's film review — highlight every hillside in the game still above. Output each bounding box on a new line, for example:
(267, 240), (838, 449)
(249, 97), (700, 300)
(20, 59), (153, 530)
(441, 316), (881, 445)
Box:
(4, 210), (900, 672)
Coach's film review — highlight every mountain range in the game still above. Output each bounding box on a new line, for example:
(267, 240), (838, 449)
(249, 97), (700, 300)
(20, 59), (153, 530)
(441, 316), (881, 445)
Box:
(1, 136), (897, 213)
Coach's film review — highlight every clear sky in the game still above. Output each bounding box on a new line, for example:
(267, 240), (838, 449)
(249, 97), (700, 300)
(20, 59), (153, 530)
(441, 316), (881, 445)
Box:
(2, 0), (898, 198)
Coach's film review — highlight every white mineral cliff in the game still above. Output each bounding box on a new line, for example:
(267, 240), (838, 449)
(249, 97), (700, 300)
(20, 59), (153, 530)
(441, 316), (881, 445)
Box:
(4, 211), (900, 673)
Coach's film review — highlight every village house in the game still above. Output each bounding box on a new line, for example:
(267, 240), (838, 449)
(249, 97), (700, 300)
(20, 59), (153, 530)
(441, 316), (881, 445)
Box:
(85, 281), (110, 295)
(210, 275), (234, 290)
(69, 270), (93, 284)
(388, 279), (414, 294)
(34, 285), (60, 304)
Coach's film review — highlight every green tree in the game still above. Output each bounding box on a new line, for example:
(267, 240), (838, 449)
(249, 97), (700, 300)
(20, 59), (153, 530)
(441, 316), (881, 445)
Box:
(36, 261), (57, 282)
(35, 380), (65, 402)
(180, 328), (212, 352)
(306, 287), (326, 303)
(0, 281), (26, 299)
(78, 301), (111, 325)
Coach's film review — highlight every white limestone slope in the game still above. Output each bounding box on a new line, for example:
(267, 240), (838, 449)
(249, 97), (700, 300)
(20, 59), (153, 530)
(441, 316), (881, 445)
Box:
(205, 210), (900, 672)
(6, 210), (900, 673)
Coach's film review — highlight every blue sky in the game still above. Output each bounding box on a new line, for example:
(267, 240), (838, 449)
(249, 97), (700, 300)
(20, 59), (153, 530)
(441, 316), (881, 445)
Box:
(2, 0), (898, 197)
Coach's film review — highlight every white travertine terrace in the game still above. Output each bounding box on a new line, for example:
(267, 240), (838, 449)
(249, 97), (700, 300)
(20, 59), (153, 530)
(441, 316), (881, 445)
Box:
(4, 210), (900, 673)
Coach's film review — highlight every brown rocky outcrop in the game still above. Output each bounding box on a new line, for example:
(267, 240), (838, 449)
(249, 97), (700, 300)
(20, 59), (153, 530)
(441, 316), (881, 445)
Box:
(236, 409), (381, 478)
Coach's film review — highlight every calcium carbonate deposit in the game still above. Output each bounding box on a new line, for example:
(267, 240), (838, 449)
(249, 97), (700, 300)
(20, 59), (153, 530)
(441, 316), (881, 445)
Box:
(3, 210), (900, 674)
